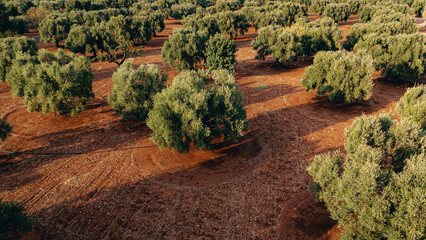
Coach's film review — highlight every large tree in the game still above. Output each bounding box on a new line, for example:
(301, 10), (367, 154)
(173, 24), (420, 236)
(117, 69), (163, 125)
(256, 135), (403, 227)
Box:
(147, 70), (248, 153)
(308, 113), (425, 239)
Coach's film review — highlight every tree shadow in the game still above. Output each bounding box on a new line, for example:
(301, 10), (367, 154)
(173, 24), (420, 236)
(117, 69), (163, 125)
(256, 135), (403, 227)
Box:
(0, 120), (152, 189)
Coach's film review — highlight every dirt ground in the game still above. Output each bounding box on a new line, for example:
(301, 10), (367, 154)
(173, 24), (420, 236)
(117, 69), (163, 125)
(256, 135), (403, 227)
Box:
(0, 16), (415, 239)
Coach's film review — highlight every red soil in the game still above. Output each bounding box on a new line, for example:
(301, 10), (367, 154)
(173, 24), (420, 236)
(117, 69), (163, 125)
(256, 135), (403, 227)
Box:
(0, 17), (413, 239)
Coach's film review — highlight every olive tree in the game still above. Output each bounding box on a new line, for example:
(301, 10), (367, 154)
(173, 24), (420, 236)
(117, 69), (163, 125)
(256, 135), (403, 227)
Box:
(354, 33), (426, 81)
(216, 11), (250, 38)
(397, 85), (426, 130)
(38, 12), (72, 46)
(251, 18), (342, 63)
(323, 3), (350, 22)
(301, 50), (374, 104)
(108, 62), (167, 121)
(307, 113), (425, 239)
(204, 34), (237, 70)
(0, 36), (37, 82)
(344, 11), (418, 50)
(147, 69), (248, 153)
(6, 49), (94, 116)
(161, 28), (207, 71)
(170, 3), (196, 19)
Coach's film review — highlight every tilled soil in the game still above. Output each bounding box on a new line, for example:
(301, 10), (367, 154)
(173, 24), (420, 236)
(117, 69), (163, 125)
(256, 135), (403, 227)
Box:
(0, 17), (413, 239)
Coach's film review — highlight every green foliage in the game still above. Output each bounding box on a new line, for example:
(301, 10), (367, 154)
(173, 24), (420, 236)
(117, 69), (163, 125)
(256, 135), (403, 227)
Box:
(216, 0), (240, 11)
(65, 0), (91, 12)
(397, 85), (426, 130)
(300, 17), (342, 55)
(6, 49), (94, 116)
(147, 69), (248, 153)
(4, 0), (33, 16)
(0, 199), (33, 239)
(307, 113), (425, 239)
(204, 34), (237, 70)
(182, 14), (220, 37)
(161, 28), (207, 71)
(39, 12), (72, 46)
(252, 2), (307, 29)
(170, 3), (196, 19)
(354, 33), (426, 81)
(323, 3), (350, 22)
(250, 24), (282, 61)
(302, 50), (374, 104)
(251, 18), (342, 63)
(0, 36), (37, 82)
(310, 0), (332, 14)
(0, 0), (9, 34)
(108, 62), (167, 121)
(9, 16), (29, 34)
(359, 4), (415, 23)
(216, 11), (250, 38)
(412, 0), (426, 16)
(344, 11), (418, 50)
(0, 119), (12, 141)
(24, 6), (51, 29)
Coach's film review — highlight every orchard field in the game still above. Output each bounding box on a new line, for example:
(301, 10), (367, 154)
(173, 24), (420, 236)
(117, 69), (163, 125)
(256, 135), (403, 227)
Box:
(0, 0), (425, 239)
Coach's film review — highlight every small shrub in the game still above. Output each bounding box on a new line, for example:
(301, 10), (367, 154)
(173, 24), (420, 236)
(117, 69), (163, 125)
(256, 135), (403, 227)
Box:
(0, 119), (12, 141)
(0, 199), (33, 239)
(323, 3), (350, 22)
(307, 113), (425, 239)
(397, 85), (426, 130)
(147, 69), (248, 153)
(204, 34), (237, 70)
(108, 62), (167, 121)
(6, 49), (94, 116)
(301, 50), (374, 104)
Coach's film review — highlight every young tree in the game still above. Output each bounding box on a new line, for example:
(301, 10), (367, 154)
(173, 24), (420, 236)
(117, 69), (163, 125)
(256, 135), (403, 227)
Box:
(0, 36), (37, 82)
(0, 119), (12, 141)
(0, 199), (33, 239)
(108, 62), (167, 121)
(323, 3), (350, 22)
(397, 85), (426, 130)
(38, 12), (72, 46)
(147, 69), (248, 153)
(6, 49), (94, 116)
(301, 50), (374, 104)
(204, 34), (237, 70)
(161, 28), (207, 70)
(307, 113), (425, 239)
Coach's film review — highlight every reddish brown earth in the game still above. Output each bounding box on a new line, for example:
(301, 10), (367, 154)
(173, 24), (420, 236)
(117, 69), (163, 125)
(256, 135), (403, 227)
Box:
(0, 17), (414, 239)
